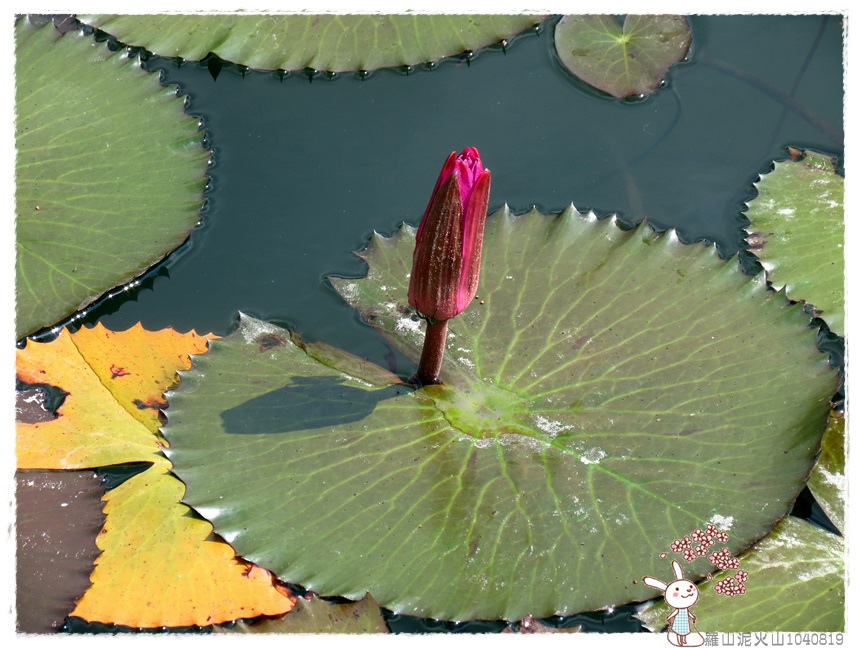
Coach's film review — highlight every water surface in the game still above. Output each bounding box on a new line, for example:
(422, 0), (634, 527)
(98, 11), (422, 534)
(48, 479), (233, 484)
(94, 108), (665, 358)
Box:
(80, 15), (843, 376)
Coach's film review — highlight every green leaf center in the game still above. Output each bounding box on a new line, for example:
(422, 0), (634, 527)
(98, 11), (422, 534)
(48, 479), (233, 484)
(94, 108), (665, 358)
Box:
(425, 382), (533, 441)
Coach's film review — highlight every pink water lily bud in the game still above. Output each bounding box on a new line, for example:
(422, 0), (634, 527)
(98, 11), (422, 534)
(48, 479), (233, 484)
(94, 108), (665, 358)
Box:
(408, 147), (491, 322)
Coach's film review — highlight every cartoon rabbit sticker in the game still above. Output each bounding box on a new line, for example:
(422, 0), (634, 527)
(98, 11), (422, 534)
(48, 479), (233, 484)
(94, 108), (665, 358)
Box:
(643, 560), (704, 646)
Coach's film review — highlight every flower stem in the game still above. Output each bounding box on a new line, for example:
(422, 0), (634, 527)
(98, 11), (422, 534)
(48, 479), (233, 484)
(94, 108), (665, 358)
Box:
(411, 319), (448, 386)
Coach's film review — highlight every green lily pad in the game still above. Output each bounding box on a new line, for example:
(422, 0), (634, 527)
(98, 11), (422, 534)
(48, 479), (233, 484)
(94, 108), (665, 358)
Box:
(637, 516), (844, 632)
(15, 19), (209, 340)
(217, 594), (388, 634)
(164, 208), (834, 621)
(807, 411), (844, 532)
(553, 15), (691, 98)
(76, 14), (544, 72)
(746, 149), (844, 335)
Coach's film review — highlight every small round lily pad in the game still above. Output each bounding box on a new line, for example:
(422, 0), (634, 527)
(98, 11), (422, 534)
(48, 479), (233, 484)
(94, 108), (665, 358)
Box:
(553, 15), (691, 98)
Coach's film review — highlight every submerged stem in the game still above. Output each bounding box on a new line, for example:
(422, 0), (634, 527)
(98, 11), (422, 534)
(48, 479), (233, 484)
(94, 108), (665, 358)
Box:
(411, 319), (448, 386)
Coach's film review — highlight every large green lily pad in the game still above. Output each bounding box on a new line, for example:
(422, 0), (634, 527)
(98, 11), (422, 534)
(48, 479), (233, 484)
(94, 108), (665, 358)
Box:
(553, 15), (691, 98)
(164, 208), (834, 621)
(77, 14), (544, 72)
(15, 19), (209, 340)
(637, 516), (844, 632)
(746, 149), (844, 336)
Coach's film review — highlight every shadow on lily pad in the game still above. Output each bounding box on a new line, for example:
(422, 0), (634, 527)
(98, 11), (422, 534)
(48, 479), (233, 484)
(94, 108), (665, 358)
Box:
(221, 376), (407, 435)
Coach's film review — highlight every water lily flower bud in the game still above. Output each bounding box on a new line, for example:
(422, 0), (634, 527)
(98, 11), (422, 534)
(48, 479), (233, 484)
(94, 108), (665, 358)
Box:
(408, 147), (491, 322)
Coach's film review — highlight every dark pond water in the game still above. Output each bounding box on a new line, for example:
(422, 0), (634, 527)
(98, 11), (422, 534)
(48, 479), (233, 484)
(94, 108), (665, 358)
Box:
(52, 14), (843, 633)
(76, 14), (843, 374)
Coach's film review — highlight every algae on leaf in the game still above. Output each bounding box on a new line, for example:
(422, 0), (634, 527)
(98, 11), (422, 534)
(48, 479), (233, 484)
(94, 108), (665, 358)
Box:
(164, 208), (834, 622)
(15, 18), (209, 340)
